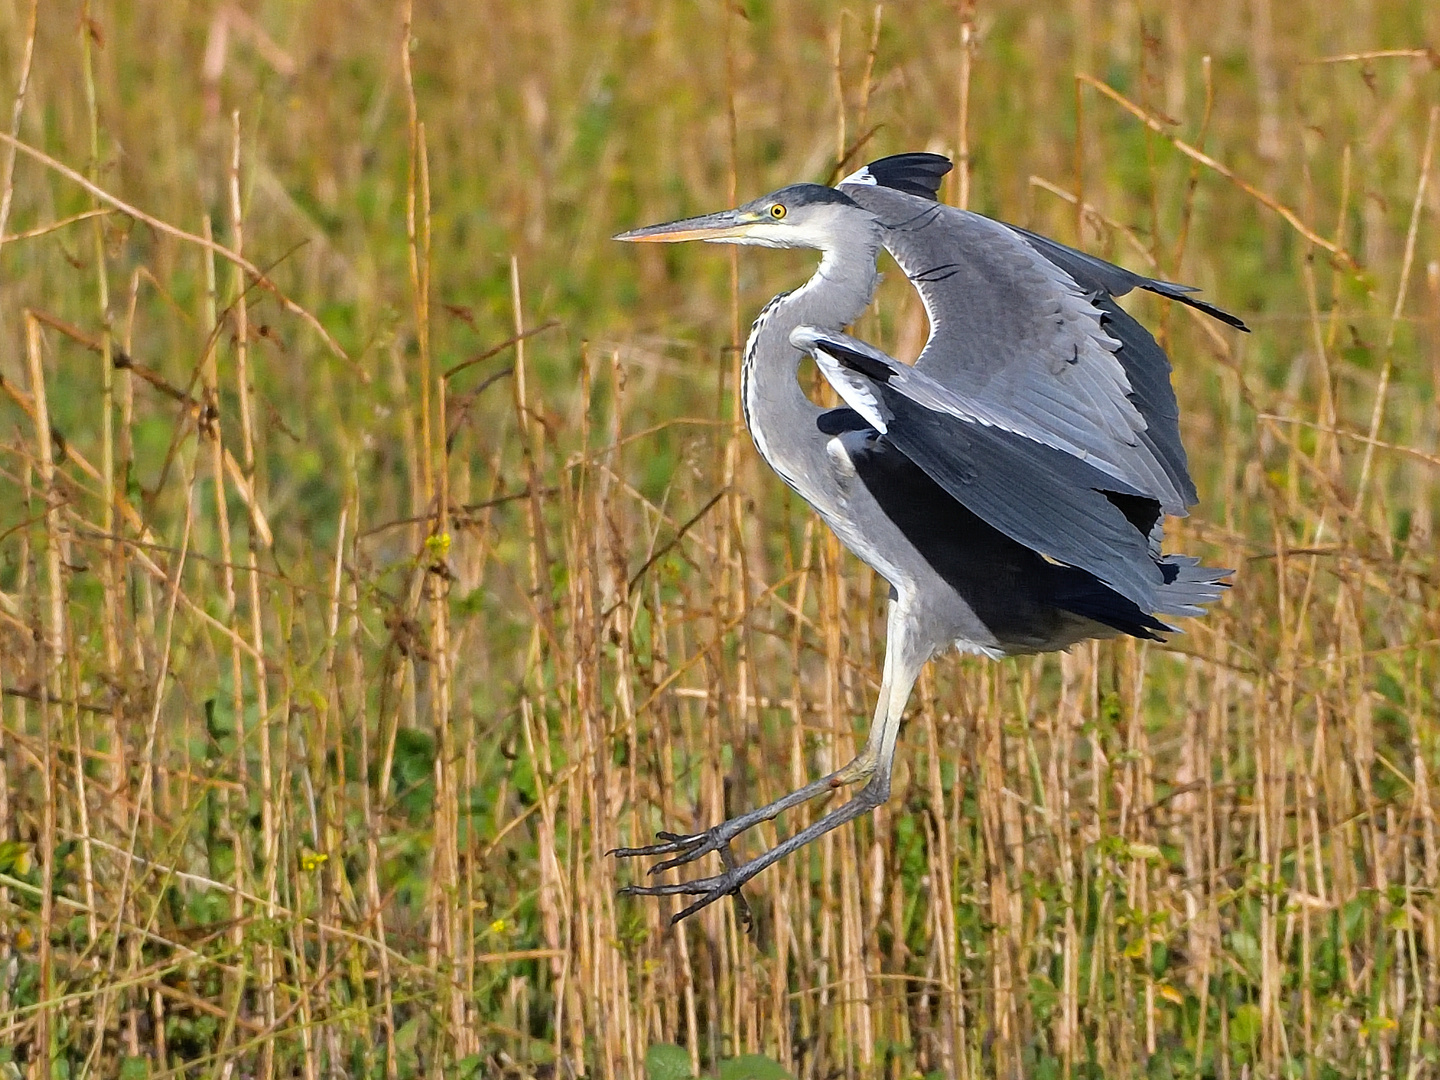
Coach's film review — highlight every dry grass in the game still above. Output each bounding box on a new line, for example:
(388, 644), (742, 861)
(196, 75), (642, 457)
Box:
(1, 2), (1439, 1077)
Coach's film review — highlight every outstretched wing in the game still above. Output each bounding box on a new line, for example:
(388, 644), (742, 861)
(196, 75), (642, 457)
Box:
(837, 174), (1246, 514)
(792, 326), (1172, 613)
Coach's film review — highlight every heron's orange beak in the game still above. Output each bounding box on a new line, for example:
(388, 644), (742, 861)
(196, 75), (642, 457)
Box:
(614, 207), (763, 243)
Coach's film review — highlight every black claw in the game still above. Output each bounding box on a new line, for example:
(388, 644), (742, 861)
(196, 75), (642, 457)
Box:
(672, 890), (728, 924)
(619, 858), (756, 925)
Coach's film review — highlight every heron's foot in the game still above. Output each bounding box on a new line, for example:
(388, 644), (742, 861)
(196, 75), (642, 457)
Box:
(618, 858), (768, 924)
(613, 779), (891, 925)
(608, 764), (872, 878)
(610, 824), (758, 926)
(608, 822), (742, 876)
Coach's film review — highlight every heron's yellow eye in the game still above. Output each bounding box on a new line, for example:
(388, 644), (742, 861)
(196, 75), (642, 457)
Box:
(770, 203), (787, 220)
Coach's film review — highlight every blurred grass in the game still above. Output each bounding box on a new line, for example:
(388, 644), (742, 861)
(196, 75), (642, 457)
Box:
(1, 1), (1439, 1078)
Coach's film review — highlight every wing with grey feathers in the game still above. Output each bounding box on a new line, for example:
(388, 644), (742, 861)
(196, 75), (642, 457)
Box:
(837, 178), (1245, 514)
(793, 326), (1174, 612)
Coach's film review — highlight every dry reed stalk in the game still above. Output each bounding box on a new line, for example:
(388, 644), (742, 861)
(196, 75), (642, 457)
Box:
(351, 461), (399, 1079)
(24, 312), (59, 1077)
(226, 110), (283, 1079)
(0, 0), (36, 249)
(49, 15), (106, 1076)
(0, 328), (154, 541)
(199, 212), (253, 1072)
(116, 264), (152, 1065)
(70, 40), (127, 1064)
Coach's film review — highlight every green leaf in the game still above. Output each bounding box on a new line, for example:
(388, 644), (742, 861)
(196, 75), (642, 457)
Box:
(1232, 1002), (1263, 1046)
(645, 1043), (694, 1080)
(719, 1054), (792, 1080)
(395, 1015), (422, 1052)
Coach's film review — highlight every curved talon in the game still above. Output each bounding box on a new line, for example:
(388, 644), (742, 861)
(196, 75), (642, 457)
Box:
(673, 890), (731, 923)
(611, 769), (877, 923)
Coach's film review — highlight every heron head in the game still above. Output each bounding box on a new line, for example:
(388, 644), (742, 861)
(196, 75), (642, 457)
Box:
(615, 183), (875, 251)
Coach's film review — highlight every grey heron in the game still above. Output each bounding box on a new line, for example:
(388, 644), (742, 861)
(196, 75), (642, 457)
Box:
(613, 153), (1244, 924)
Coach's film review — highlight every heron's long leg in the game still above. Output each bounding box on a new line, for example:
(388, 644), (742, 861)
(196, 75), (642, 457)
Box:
(611, 598), (916, 870)
(616, 600), (928, 923)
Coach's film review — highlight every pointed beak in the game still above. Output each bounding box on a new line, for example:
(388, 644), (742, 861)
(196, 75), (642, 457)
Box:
(614, 207), (763, 243)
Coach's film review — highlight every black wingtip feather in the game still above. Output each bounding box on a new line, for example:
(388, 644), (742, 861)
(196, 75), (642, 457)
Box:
(852, 153), (954, 200)
(1137, 281), (1250, 332)
(1005, 222), (1250, 332)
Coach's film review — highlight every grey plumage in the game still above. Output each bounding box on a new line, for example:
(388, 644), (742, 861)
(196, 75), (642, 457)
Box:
(613, 153), (1243, 923)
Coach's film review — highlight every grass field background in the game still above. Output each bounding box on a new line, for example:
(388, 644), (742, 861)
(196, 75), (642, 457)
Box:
(1, 2), (1439, 1077)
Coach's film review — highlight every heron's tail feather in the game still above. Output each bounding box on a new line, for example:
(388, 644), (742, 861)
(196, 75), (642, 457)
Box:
(1153, 555), (1232, 619)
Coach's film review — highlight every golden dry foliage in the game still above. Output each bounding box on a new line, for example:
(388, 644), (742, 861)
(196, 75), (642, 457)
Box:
(0, 2), (1438, 1078)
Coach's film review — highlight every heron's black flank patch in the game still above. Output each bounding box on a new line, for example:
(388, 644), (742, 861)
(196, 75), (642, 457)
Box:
(1048, 568), (1172, 641)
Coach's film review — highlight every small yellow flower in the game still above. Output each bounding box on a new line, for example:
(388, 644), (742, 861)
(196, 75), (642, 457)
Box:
(426, 532), (452, 560)
(0, 840), (31, 876)
(489, 918), (507, 935)
(301, 850), (328, 873)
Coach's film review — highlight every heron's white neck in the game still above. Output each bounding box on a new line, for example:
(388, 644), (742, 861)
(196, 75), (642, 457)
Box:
(740, 235), (882, 497)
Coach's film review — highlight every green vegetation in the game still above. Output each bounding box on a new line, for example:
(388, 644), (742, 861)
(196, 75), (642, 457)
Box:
(1, 2), (1438, 1077)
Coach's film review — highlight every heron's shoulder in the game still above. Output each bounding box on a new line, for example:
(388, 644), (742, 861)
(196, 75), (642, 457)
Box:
(839, 187), (1058, 272)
